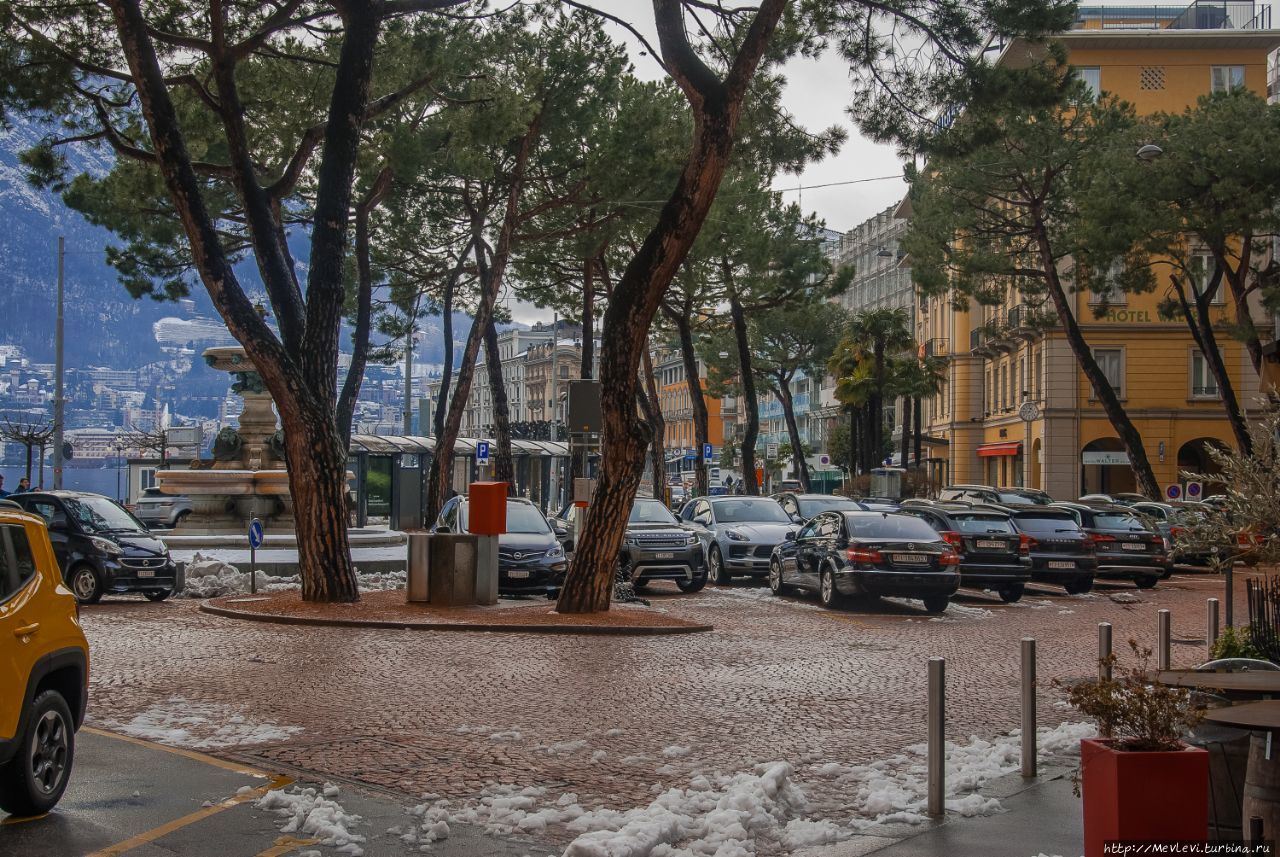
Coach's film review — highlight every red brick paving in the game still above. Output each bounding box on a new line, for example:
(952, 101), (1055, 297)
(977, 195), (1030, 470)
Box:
(79, 569), (1260, 833)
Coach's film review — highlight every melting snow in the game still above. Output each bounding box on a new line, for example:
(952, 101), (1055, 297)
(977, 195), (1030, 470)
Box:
(99, 697), (301, 749)
(182, 554), (407, 598)
(257, 782), (365, 855)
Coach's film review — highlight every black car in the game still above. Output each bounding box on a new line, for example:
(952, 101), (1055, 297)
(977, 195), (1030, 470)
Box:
(769, 511), (960, 613)
(899, 501), (1031, 602)
(938, 485), (1054, 506)
(1054, 502), (1166, 589)
(431, 495), (567, 596)
(771, 492), (868, 524)
(620, 498), (706, 593)
(12, 490), (179, 603)
(1000, 506), (1098, 594)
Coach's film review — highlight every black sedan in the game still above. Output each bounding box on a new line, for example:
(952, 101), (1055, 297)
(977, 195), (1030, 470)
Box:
(1003, 506), (1098, 594)
(900, 501), (1031, 602)
(768, 511), (960, 613)
(1053, 502), (1166, 589)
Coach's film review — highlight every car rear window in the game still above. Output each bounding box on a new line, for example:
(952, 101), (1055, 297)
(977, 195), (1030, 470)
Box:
(953, 515), (1016, 535)
(797, 497), (859, 518)
(845, 513), (941, 541)
(1014, 515), (1083, 535)
(1092, 513), (1149, 532)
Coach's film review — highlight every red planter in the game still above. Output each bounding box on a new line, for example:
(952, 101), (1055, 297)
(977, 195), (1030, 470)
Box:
(1082, 738), (1209, 857)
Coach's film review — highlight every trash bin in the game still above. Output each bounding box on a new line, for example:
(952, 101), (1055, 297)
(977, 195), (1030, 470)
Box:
(403, 533), (499, 607)
(407, 533), (429, 602)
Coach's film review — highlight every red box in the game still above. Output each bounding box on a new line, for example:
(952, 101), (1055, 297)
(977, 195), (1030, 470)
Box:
(468, 482), (508, 535)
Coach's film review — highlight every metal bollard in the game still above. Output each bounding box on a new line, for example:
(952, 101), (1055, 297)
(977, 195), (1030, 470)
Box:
(1207, 598), (1220, 659)
(1098, 623), (1113, 681)
(1021, 638), (1037, 778)
(1158, 609), (1172, 671)
(928, 657), (945, 817)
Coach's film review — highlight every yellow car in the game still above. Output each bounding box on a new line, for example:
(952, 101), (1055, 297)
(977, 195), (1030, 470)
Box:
(0, 507), (88, 816)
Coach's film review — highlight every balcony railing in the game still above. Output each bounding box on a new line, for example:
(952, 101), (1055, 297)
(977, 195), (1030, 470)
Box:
(970, 329), (988, 353)
(924, 338), (950, 358)
(1073, 1), (1270, 31)
(1192, 385), (1221, 397)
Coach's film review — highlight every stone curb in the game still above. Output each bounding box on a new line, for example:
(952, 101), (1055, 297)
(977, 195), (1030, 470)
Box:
(199, 601), (715, 636)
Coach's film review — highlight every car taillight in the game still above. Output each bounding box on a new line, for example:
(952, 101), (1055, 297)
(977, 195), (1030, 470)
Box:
(939, 531), (964, 551)
(1019, 534), (1037, 556)
(846, 547), (882, 564)
(1091, 533), (1116, 544)
(939, 550), (961, 566)
(1170, 526), (1184, 539)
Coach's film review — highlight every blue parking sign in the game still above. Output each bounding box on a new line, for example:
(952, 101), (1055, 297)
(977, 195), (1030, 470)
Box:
(703, 443), (713, 462)
(477, 441), (490, 464)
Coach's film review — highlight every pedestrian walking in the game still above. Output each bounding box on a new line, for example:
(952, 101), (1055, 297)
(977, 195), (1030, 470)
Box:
(14, 477), (30, 494)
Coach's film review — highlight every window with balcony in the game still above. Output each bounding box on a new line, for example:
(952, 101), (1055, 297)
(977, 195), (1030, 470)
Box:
(1211, 65), (1246, 94)
(1093, 347), (1125, 398)
(1190, 350), (1220, 399)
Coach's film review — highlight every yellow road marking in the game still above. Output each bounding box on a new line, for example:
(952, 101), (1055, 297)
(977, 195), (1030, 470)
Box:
(83, 773), (294, 857)
(82, 726), (272, 778)
(1, 812), (48, 825)
(254, 835), (321, 857)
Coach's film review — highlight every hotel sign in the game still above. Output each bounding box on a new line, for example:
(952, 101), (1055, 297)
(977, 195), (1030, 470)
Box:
(1082, 451), (1130, 465)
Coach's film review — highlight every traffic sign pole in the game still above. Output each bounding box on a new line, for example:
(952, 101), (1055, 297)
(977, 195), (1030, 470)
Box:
(248, 514), (264, 595)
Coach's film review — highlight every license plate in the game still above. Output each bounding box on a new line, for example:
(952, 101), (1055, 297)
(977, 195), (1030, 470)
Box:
(1121, 543), (1145, 551)
(976, 539), (1005, 549)
(507, 570), (530, 579)
(893, 553), (929, 565)
(655, 552), (674, 559)
(1048, 561), (1075, 569)
(136, 569), (155, 578)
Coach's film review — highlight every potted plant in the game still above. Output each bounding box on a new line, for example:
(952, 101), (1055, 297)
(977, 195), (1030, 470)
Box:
(1060, 641), (1208, 857)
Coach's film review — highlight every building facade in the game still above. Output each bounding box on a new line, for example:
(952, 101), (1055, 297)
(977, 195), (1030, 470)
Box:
(917, 9), (1280, 496)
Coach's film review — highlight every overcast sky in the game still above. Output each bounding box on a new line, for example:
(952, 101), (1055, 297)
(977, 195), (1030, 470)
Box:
(506, 2), (906, 324)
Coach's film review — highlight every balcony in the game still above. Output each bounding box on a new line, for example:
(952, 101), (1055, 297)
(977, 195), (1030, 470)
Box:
(1073, 1), (1271, 30)
(970, 328), (996, 357)
(1005, 304), (1044, 341)
(923, 338), (950, 359)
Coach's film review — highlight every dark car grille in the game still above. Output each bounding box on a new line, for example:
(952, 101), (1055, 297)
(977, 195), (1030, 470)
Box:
(753, 545), (773, 558)
(499, 549), (547, 563)
(631, 533), (690, 550)
(120, 557), (168, 570)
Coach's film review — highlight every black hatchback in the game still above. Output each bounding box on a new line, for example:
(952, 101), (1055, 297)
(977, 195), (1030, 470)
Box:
(768, 511), (960, 613)
(1053, 502), (1166, 589)
(1002, 506), (1098, 594)
(12, 490), (180, 603)
(900, 502), (1031, 602)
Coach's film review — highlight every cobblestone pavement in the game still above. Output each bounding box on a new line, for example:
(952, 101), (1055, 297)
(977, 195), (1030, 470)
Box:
(78, 569), (1250, 846)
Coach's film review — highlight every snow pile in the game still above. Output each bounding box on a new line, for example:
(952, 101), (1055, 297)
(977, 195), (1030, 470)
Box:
(257, 782), (366, 855)
(927, 603), (994, 622)
(99, 696), (302, 749)
(181, 555), (406, 598)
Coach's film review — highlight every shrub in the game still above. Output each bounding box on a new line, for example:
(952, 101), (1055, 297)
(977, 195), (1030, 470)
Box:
(1210, 625), (1266, 661)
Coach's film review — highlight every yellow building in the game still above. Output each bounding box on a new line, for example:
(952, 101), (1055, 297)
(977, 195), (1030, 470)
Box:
(915, 5), (1280, 497)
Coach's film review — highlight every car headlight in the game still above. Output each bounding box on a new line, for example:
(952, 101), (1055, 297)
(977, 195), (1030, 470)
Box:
(685, 534), (698, 546)
(89, 536), (123, 556)
(725, 529), (749, 542)
(546, 545), (565, 559)
(623, 536), (638, 546)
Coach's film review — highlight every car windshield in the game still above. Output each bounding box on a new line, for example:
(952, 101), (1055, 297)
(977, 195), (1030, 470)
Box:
(1014, 515), (1082, 535)
(953, 515), (1016, 535)
(630, 500), (678, 525)
(712, 498), (790, 523)
(504, 503), (551, 534)
(797, 497), (858, 518)
(1093, 513), (1149, 532)
(845, 513), (941, 541)
(66, 496), (147, 534)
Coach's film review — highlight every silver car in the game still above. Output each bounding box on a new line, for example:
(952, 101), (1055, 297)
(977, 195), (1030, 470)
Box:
(133, 487), (193, 528)
(680, 495), (796, 584)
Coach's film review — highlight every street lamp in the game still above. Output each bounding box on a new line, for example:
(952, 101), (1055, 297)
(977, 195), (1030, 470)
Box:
(1135, 143), (1164, 161)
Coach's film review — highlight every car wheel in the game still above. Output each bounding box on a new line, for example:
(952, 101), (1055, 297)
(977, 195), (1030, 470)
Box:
(1134, 575), (1159, 590)
(173, 510), (190, 529)
(632, 579), (650, 593)
(998, 585), (1024, 604)
(69, 564), (103, 605)
(819, 568), (842, 608)
(0, 690), (75, 816)
(708, 546), (730, 585)
(144, 589), (173, 602)
(922, 596), (949, 614)
(768, 559), (788, 596)
(1064, 578), (1094, 595)
(676, 574), (706, 593)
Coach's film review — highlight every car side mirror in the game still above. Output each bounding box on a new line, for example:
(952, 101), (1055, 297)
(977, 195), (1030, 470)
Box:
(786, 530), (796, 541)
(436, 525), (450, 534)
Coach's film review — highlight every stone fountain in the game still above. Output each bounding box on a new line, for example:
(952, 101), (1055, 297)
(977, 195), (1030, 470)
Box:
(156, 346), (293, 533)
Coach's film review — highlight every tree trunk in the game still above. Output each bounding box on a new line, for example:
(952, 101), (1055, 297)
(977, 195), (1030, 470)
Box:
(863, 404), (876, 474)
(433, 242), (471, 440)
(1036, 229), (1160, 499)
(483, 316), (516, 493)
(581, 257), (595, 379)
(730, 293), (760, 495)
(673, 313), (711, 496)
(554, 0), (788, 613)
(900, 396), (911, 470)
(1172, 274), (1252, 455)
(776, 378), (810, 491)
(641, 343), (666, 500)
(1215, 241), (1265, 378)
(23, 444), (32, 481)
(848, 405), (858, 478)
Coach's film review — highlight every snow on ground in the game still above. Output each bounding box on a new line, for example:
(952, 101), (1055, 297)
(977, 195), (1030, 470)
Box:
(400, 722), (1097, 856)
(98, 696), (302, 749)
(257, 782), (366, 855)
(181, 554), (406, 598)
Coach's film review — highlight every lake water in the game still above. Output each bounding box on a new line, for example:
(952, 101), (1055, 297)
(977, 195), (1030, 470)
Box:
(0, 464), (124, 499)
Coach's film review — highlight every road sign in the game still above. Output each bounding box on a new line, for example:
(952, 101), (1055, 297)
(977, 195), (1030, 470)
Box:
(248, 517), (265, 549)
(819, 454), (830, 466)
(766, 442), (779, 459)
(1185, 481), (1203, 500)
(1165, 484), (1183, 501)
(476, 440), (490, 465)
(703, 443), (713, 462)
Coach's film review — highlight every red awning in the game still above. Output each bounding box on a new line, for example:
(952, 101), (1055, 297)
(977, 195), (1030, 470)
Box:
(977, 441), (1023, 458)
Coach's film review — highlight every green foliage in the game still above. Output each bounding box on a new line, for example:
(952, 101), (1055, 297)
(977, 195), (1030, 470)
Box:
(1211, 626), (1265, 661)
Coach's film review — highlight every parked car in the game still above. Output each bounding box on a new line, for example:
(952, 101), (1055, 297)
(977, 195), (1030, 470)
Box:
(772, 493), (867, 524)
(553, 497), (706, 592)
(133, 487), (194, 529)
(0, 505), (89, 816)
(667, 485), (688, 510)
(1053, 502), (1166, 589)
(1078, 493), (1148, 507)
(938, 485), (1053, 505)
(769, 510), (960, 613)
(1130, 501), (1209, 569)
(899, 501), (1031, 602)
(776, 480), (804, 493)
(680, 496), (796, 584)
(430, 496), (567, 597)
(12, 491), (180, 604)
(1000, 506), (1098, 594)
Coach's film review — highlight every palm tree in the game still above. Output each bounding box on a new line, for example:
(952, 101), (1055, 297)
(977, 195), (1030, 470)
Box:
(830, 308), (915, 473)
(891, 354), (947, 478)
